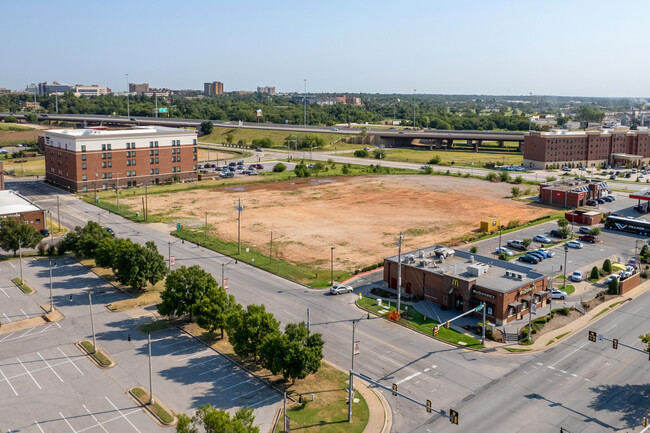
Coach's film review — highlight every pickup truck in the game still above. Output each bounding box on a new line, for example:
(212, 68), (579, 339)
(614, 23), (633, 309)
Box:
(507, 240), (527, 251)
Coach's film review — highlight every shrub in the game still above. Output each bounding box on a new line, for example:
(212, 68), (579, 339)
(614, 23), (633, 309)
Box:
(342, 165), (350, 174)
(514, 175), (524, 184)
(506, 220), (520, 229)
(469, 246), (478, 254)
(511, 187), (521, 198)
(199, 121), (213, 135)
(557, 218), (569, 228)
(588, 227), (601, 236)
(603, 259), (612, 274)
(428, 155), (442, 165)
(498, 252), (509, 261)
(354, 149), (369, 158)
(293, 163), (311, 178)
(273, 163), (286, 173)
(486, 172), (498, 181)
(47, 243), (57, 256)
(499, 171), (510, 182)
(3, 116), (17, 123)
(546, 176), (557, 182)
(423, 166), (433, 174)
(590, 266), (599, 280)
(522, 238), (532, 249)
(251, 137), (273, 148)
(37, 242), (46, 255)
(608, 277), (619, 295)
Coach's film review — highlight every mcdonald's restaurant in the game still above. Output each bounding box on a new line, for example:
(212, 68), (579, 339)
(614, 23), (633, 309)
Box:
(383, 246), (550, 325)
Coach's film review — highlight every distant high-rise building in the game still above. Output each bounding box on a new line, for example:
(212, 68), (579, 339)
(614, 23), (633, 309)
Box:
(256, 86), (276, 95)
(37, 82), (71, 95)
(129, 83), (150, 95)
(204, 81), (224, 96)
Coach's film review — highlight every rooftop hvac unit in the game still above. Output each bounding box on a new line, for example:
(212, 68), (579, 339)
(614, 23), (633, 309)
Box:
(419, 259), (431, 267)
(469, 255), (474, 263)
(418, 250), (425, 258)
(407, 255), (416, 264)
(505, 270), (512, 277)
(517, 273), (524, 279)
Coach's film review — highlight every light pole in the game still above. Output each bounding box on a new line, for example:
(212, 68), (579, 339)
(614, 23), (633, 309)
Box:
(221, 259), (237, 288)
(234, 198), (244, 254)
(330, 247), (335, 286)
(348, 314), (367, 423)
(635, 239), (645, 264)
(115, 172), (122, 210)
(126, 73), (130, 118)
(396, 232), (404, 314)
(148, 332), (154, 405)
(89, 293), (97, 354)
(303, 79), (307, 128)
(498, 225), (504, 251)
(563, 245), (569, 291)
(413, 89), (416, 127)
(49, 259), (56, 313)
(18, 238), (23, 284)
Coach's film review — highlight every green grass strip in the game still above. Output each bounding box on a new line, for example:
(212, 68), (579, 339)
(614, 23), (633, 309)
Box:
(545, 340), (555, 346)
(608, 301), (621, 308)
(504, 347), (532, 352)
(12, 277), (32, 294)
(138, 319), (172, 334)
(555, 332), (570, 340)
(591, 307), (609, 320)
(132, 387), (174, 424)
(357, 297), (483, 348)
(80, 341), (111, 366)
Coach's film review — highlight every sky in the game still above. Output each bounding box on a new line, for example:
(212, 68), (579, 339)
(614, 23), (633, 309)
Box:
(3, 0), (650, 97)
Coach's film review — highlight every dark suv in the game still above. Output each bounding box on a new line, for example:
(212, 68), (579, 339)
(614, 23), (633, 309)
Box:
(550, 229), (568, 239)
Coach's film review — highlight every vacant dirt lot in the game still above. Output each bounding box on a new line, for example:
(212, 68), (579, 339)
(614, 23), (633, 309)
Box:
(126, 176), (553, 268)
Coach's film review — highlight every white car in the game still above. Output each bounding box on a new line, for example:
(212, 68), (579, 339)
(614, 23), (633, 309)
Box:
(329, 284), (353, 295)
(550, 289), (568, 300)
(570, 270), (582, 282)
(606, 274), (620, 284)
(565, 240), (583, 249)
(533, 235), (551, 243)
(494, 247), (514, 256)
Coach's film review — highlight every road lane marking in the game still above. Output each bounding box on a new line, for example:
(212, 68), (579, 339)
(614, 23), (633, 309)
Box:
(83, 403), (110, 433)
(9, 262), (15, 268)
(549, 342), (589, 368)
(17, 357), (41, 389)
(0, 332), (15, 343)
(547, 366), (555, 370)
(104, 396), (141, 433)
(58, 347), (85, 376)
(603, 323), (617, 332)
(396, 372), (422, 385)
(20, 309), (30, 319)
(59, 412), (78, 433)
(38, 352), (64, 382)
(0, 367), (18, 396)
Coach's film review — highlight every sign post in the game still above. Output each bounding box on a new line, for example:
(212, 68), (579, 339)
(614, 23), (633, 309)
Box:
(170, 256), (175, 267)
(354, 341), (360, 356)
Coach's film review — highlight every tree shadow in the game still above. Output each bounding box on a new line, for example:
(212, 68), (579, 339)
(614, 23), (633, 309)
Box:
(587, 383), (650, 429)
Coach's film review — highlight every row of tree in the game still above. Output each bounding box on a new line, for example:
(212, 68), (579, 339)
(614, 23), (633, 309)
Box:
(0, 218), (44, 256)
(157, 265), (324, 384)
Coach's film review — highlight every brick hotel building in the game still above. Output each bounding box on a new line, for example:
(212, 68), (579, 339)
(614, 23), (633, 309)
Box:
(44, 126), (199, 192)
(523, 127), (650, 169)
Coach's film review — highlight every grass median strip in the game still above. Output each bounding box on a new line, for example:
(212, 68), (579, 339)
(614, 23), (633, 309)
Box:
(504, 347), (532, 352)
(12, 277), (33, 294)
(131, 387), (175, 424)
(591, 307), (610, 320)
(357, 296), (483, 348)
(79, 341), (112, 367)
(555, 332), (570, 340)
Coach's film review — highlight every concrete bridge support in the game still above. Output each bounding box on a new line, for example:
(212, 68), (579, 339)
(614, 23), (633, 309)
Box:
(498, 140), (504, 148)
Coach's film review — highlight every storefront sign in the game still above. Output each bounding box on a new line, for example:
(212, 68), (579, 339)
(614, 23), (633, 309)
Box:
(452, 279), (459, 287)
(471, 289), (495, 299)
(518, 286), (534, 296)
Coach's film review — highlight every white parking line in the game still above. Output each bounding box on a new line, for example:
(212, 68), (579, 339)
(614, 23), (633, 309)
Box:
(9, 262), (15, 268)
(104, 396), (141, 433)
(20, 309), (30, 319)
(199, 369), (238, 379)
(0, 288), (9, 298)
(221, 378), (253, 392)
(0, 332), (15, 343)
(38, 352), (64, 382)
(20, 327), (35, 338)
(232, 386), (265, 401)
(82, 403), (110, 433)
(159, 338), (191, 349)
(59, 412), (78, 433)
(0, 323), (59, 344)
(168, 344), (202, 356)
(0, 367), (18, 396)
(196, 364), (227, 376)
(58, 347), (85, 376)
(34, 421), (45, 433)
(178, 349), (211, 361)
(3, 312), (12, 323)
(75, 409), (141, 433)
(250, 394), (280, 408)
(188, 356), (222, 369)
(17, 357), (41, 389)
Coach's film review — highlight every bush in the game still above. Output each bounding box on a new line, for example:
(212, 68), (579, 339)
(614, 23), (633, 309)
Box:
(603, 259), (612, 274)
(558, 227), (571, 238)
(354, 149), (369, 158)
(199, 121), (213, 135)
(469, 246), (478, 254)
(557, 218), (569, 228)
(514, 175), (524, 184)
(3, 116), (17, 123)
(499, 171), (510, 182)
(272, 163), (286, 173)
(486, 172), (499, 181)
(511, 187), (521, 198)
(506, 220), (520, 229)
(522, 238), (532, 249)
(546, 176), (557, 182)
(590, 266), (600, 280)
(294, 163), (311, 178)
(342, 165), (350, 174)
(251, 137), (273, 148)
(608, 277), (619, 295)
(588, 227), (601, 236)
(47, 243), (57, 256)
(498, 252), (509, 261)
(423, 166), (433, 174)
(428, 155), (442, 165)
(37, 242), (46, 256)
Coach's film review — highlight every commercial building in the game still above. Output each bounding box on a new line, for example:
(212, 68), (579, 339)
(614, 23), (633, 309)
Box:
(204, 81), (224, 96)
(129, 83), (150, 95)
(44, 126), (199, 192)
(0, 190), (45, 231)
(523, 127), (650, 169)
(72, 85), (110, 97)
(383, 247), (549, 325)
(539, 178), (608, 208)
(256, 86), (276, 95)
(38, 82), (71, 95)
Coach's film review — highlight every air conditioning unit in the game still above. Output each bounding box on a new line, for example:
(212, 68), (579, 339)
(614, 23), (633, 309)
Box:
(517, 273), (524, 279)
(505, 270), (512, 277)
(418, 250), (425, 258)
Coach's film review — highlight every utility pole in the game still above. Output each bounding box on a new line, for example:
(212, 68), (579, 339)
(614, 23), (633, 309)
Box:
(269, 231), (273, 264)
(55, 93), (58, 114)
(235, 198), (243, 254)
(204, 210), (208, 241)
(148, 332), (154, 405)
(413, 89), (416, 127)
(303, 79), (307, 128)
(396, 232), (403, 314)
(168, 241), (172, 270)
(563, 245), (568, 291)
(481, 301), (487, 345)
(330, 246), (335, 285)
(307, 307), (311, 332)
(89, 293), (96, 354)
(57, 195), (60, 233)
(18, 239), (23, 284)
(144, 184), (148, 221)
(126, 73), (130, 118)
(155, 93), (158, 118)
(49, 259), (54, 313)
(528, 298), (533, 342)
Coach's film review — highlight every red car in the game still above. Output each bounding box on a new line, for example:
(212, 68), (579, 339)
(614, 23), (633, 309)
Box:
(579, 234), (597, 243)
(254, 164), (264, 170)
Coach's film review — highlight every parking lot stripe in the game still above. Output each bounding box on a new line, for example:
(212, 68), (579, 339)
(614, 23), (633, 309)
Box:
(0, 288), (9, 298)
(76, 409), (141, 433)
(0, 332), (15, 343)
(178, 349), (211, 361)
(20, 327), (35, 338)
(38, 352), (64, 383)
(17, 357), (41, 389)
(3, 312), (12, 323)
(250, 394), (280, 408)
(20, 309), (30, 319)
(232, 386), (265, 401)
(34, 421), (45, 433)
(0, 367), (18, 396)
(199, 368), (236, 378)
(9, 262), (15, 268)
(168, 344), (201, 356)
(159, 338), (191, 349)
(104, 396), (141, 433)
(58, 347), (85, 376)
(188, 356), (222, 369)
(196, 364), (227, 376)
(220, 378), (253, 392)
(82, 403), (110, 433)
(59, 412), (78, 433)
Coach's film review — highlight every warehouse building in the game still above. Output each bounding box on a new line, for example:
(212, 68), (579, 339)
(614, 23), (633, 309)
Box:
(383, 247), (549, 325)
(0, 190), (45, 231)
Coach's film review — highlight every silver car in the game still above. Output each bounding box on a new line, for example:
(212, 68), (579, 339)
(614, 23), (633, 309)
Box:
(329, 284), (353, 295)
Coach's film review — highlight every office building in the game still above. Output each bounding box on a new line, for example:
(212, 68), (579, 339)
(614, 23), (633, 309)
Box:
(72, 85), (111, 97)
(523, 127), (650, 169)
(204, 81), (224, 96)
(44, 126), (199, 192)
(0, 190), (46, 231)
(129, 83), (150, 95)
(256, 86), (276, 95)
(38, 82), (71, 95)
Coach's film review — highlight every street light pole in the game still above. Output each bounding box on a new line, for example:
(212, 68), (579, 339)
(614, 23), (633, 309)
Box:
(481, 301), (487, 345)
(148, 332), (154, 405)
(396, 232), (404, 314)
(18, 238), (23, 284)
(49, 259), (54, 313)
(221, 260), (236, 288)
(563, 245), (569, 290)
(330, 247), (335, 285)
(498, 225), (503, 250)
(89, 293), (96, 354)
(126, 73), (130, 118)
(303, 79), (307, 128)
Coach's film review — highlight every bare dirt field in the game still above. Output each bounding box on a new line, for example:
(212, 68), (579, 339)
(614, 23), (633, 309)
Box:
(126, 176), (553, 269)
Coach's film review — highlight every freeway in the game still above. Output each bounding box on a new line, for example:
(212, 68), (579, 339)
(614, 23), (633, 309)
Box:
(5, 178), (649, 432)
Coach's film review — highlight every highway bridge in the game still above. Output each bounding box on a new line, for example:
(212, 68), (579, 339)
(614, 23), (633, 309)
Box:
(0, 112), (525, 149)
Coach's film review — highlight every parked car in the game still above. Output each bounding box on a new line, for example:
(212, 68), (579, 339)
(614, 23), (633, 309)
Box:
(228, 162), (237, 167)
(570, 270), (583, 282)
(255, 148), (263, 152)
(241, 170), (252, 175)
(566, 240), (583, 249)
(562, 166), (571, 172)
(421, 165), (431, 170)
(608, 195), (616, 201)
(533, 235), (551, 243)
(248, 165), (257, 170)
(0, 149), (8, 154)
(494, 247), (514, 257)
(40, 229), (50, 237)
(105, 227), (114, 234)
(253, 164), (264, 170)
(579, 234), (597, 243)
(228, 166), (236, 172)
(606, 274), (621, 284)
(532, 249), (552, 258)
(518, 255), (539, 264)
(549, 229), (568, 239)
(602, 196), (614, 202)
(609, 175), (617, 180)
(219, 172), (234, 178)
(586, 200), (597, 206)
(507, 240), (527, 251)
(596, 198), (606, 204)
(329, 284), (353, 295)
(526, 252), (545, 261)
(550, 289), (568, 300)
(578, 226), (591, 234)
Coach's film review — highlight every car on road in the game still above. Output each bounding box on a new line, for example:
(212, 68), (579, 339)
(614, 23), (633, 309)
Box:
(579, 234), (597, 243)
(533, 235), (551, 243)
(130, 118), (136, 121)
(421, 165), (431, 170)
(566, 240), (583, 249)
(252, 164), (264, 170)
(248, 164), (257, 170)
(331, 127), (339, 131)
(550, 289), (568, 300)
(578, 226), (591, 234)
(255, 147), (263, 152)
(40, 229), (50, 237)
(506, 240), (527, 251)
(329, 284), (353, 295)
(0, 149), (8, 154)
(307, 164), (315, 169)
(219, 171), (234, 178)
(570, 270), (583, 282)
(105, 227), (114, 234)
(518, 255), (539, 264)
(228, 162), (237, 167)
(549, 229), (568, 239)
(494, 247), (514, 256)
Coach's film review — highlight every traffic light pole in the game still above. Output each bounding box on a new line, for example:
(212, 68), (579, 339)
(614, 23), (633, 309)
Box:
(588, 330), (649, 357)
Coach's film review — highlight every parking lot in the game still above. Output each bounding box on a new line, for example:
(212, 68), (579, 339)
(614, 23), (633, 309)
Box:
(0, 272), (44, 325)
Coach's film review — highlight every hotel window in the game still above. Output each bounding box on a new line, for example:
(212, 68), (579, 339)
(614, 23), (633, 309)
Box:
(150, 169), (154, 175)
(126, 160), (131, 166)
(177, 156), (181, 162)
(82, 174), (87, 181)
(126, 143), (131, 150)
(107, 153), (112, 159)
(155, 168), (159, 174)
(172, 167), (176, 173)
(149, 142), (154, 148)
(132, 159), (136, 165)
(108, 161), (112, 167)
(102, 153), (106, 159)
(172, 156), (177, 163)
(81, 154), (86, 161)
(154, 149), (159, 156)
(102, 162), (107, 168)
(193, 154), (197, 161)
(155, 141), (159, 147)
(107, 144), (112, 150)
(193, 147), (197, 153)
(155, 158), (159, 164)
(102, 173), (107, 179)
(126, 171), (131, 177)
(150, 158), (154, 164)
(82, 186), (87, 192)
(177, 166), (181, 172)
(193, 139), (196, 145)
(81, 145), (86, 152)
(150, 150), (154, 156)
(108, 173), (113, 179)
(126, 151), (131, 158)
(131, 143), (136, 148)
(103, 183), (107, 190)
(193, 165), (197, 170)
(132, 170), (136, 176)
(82, 163), (87, 169)
(102, 144), (106, 151)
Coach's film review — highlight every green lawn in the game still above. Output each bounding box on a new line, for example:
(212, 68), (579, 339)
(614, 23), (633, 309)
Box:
(12, 277), (33, 294)
(504, 347), (532, 352)
(558, 284), (575, 295)
(0, 124), (33, 132)
(378, 148), (523, 168)
(79, 341), (111, 366)
(357, 297), (483, 348)
(131, 387), (174, 424)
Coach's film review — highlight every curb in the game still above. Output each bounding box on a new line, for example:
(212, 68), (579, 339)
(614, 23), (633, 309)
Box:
(75, 341), (116, 369)
(128, 386), (176, 426)
(12, 278), (36, 295)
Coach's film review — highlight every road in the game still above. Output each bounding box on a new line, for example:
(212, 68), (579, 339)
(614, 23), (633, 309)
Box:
(5, 178), (649, 432)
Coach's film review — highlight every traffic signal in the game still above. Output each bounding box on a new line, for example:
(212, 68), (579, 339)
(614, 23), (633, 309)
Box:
(449, 409), (459, 425)
(426, 399), (432, 413)
(612, 339), (618, 349)
(445, 321), (450, 329)
(643, 416), (648, 427)
(588, 330), (597, 342)
(433, 326), (439, 336)
(392, 383), (397, 396)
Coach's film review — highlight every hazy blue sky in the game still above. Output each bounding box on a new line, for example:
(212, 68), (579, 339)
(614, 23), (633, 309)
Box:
(3, 0), (649, 97)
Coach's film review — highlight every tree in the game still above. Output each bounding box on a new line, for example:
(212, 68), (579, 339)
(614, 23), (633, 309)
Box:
(200, 121), (213, 136)
(499, 171), (510, 182)
(226, 304), (280, 361)
(0, 218), (43, 256)
(373, 148), (385, 159)
(603, 259), (613, 274)
(588, 227), (601, 236)
(252, 137), (273, 148)
(511, 187), (521, 198)
(158, 265), (214, 322)
(428, 155), (442, 165)
(498, 252), (509, 261)
(470, 246), (478, 254)
(113, 239), (167, 291)
(260, 322), (324, 384)
(26, 112), (38, 123)
(522, 238), (532, 250)
(558, 227), (571, 239)
(225, 133), (234, 144)
(293, 163), (311, 178)
(590, 266), (599, 280)
(556, 117), (569, 128)
(608, 277), (620, 295)
(300, 135), (324, 150)
(311, 161), (325, 173)
(557, 218), (569, 228)
(354, 149), (369, 158)
(195, 286), (240, 338)
(272, 163), (286, 172)
(176, 404), (259, 433)
(641, 245), (650, 263)
(640, 333), (650, 353)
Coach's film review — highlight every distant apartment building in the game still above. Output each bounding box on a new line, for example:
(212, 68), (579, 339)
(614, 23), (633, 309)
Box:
(523, 127), (650, 169)
(44, 126), (199, 192)
(0, 88), (10, 95)
(72, 85), (110, 97)
(204, 81), (224, 96)
(256, 86), (276, 95)
(22, 101), (41, 110)
(129, 83), (150, 95)
(345, 96), (362, 106)
(38, 82), (71, 95)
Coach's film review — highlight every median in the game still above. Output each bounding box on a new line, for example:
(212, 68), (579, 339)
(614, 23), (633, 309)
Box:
(12, 277), (33, 294)
(77, 340), (114, 368)
(129, 386), (175, 425)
